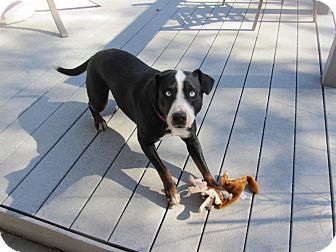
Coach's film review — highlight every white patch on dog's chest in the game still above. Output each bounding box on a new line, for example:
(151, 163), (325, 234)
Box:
(171, 127), (191, 138)
(162, 127), (191, 139)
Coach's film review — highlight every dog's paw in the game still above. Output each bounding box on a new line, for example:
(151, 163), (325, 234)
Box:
(168, 192), (181, 206)
(164, 183), (180, 206)
(95, 120), (107, 131)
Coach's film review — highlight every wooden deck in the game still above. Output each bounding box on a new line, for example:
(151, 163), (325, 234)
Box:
(0, 0), (336, 251)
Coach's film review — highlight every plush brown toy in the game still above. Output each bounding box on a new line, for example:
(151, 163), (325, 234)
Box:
(188, 171), (259, 212)
(188, 175), (231, 212)
(216, 171), (259, 209)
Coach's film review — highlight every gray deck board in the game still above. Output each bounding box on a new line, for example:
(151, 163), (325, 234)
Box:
(291, 0), (333, 250)
(318, 6), (336, 235)
(199, 0), (283, 250)
(150, 0), (258, 251)
(244, 0), (297, 250)
(1, 1), (335, 251)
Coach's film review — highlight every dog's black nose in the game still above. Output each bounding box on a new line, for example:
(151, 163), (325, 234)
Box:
(172, 112), (187, 126)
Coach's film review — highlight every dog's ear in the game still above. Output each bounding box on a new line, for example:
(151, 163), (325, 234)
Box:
(193, 69), (214, 95)
(149, 73), (162, 102)
(154, 72), (162, 85)
(152, 70), (174, 91)
(153, 70), (172, 89)
(154, 72), (164, 91)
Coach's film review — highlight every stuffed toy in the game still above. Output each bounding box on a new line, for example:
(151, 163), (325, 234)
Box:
(188, 175), (231, 212)
(188, 171), (259, 212)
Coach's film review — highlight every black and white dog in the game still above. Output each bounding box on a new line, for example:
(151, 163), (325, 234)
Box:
(57, 49), (229, 205)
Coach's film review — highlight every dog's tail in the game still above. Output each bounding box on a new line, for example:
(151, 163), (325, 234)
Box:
(55, 59), (90, 76)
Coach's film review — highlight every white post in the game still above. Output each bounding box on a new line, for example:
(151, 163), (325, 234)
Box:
(322, 36), (336, 87)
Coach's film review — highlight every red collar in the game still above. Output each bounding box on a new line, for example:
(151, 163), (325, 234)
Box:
(150, 99), (166, 122)
(156, 111), (166, 122)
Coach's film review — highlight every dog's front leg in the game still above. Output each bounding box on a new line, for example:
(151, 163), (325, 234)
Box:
(138, 136), (180, 205)
(183, 135), (218, 187)
(183, 128), (231, 199)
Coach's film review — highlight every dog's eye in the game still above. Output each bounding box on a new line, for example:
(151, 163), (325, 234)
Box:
(189, 91), (196, 97)
(165, 90), (172, 97)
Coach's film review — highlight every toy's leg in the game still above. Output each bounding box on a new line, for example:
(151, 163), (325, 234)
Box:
(199, 197), (213, 213)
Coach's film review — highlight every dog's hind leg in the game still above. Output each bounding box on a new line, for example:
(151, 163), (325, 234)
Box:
(86, 72), (109, 131)
(88, 103), (107, 131)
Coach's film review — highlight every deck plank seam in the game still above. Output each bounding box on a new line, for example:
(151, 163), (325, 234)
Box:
(214, 0), (267, 181)
(166, 2), (212, 70)
(203, 0), (271, 249)
(289, 0), (333, 249)
(321, 59), (336, 239)
(0, 74), (82, 135)
(170, 0), (241, 67)
(289, 0), (298, 250)
(196, 0), (268, 250)
(315, 8), (336, 236)
(243, 0), (284, 250)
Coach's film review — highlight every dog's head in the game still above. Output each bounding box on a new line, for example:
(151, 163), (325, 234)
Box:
(153, 69), (214, 137)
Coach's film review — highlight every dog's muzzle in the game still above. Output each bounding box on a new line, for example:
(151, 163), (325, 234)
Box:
(172, 112), (187, 128)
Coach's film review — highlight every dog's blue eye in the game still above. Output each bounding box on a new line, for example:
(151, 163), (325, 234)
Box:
(189, 91), (196, 97)
(165, 91), (172, 97)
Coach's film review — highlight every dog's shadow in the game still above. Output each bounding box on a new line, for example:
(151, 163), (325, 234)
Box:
(89, 106), (205, 220)
(5, 98), (201, 222)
